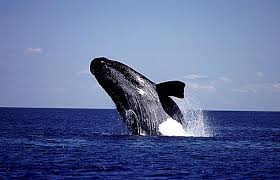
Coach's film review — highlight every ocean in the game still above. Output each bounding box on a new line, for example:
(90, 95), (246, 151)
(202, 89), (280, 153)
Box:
(0, 108), (279, 179)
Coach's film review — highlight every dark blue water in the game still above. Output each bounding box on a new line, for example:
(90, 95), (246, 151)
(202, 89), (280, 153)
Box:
(0, 108), (279, 179)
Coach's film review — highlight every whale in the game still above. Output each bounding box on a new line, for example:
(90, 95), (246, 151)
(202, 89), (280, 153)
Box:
(90, 57), (186, 136)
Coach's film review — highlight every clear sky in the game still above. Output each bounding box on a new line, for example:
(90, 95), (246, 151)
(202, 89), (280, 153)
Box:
(1, 0), (280, 111)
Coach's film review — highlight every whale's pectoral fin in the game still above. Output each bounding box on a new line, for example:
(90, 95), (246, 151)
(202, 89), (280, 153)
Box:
(156, 81), (185, 123)
(156, 81), (185, 98)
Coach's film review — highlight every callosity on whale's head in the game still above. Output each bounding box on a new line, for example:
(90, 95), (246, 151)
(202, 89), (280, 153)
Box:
(90, 57), (186, 135)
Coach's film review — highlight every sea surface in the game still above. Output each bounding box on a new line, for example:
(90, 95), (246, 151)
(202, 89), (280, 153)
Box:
(0, 108), (279, 179)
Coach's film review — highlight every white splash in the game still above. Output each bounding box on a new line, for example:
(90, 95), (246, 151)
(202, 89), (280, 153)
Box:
(175, 96), (213, 137)
(159, 118), (186, 136)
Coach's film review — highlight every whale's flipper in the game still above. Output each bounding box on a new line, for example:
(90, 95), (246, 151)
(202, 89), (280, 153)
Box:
(156, 81), (185, 123)
(156, 81), (185, 98)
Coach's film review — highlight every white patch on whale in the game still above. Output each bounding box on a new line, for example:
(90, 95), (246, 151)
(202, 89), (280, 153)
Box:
(137, 76), (144, 83)
(158, 118), (186, 136)
(137, 88), (146, 95)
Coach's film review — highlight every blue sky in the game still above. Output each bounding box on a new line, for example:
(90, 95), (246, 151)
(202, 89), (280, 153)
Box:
(1, 0), (280, 111)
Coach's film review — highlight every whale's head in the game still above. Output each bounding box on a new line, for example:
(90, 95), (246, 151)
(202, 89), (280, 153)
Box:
(90, 57), (157, 111)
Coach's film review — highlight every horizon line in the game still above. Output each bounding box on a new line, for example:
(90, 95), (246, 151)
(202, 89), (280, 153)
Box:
(0, 106), (279, 113)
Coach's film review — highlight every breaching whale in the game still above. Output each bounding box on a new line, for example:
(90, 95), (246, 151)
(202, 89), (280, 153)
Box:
(90, 57), (186, 136)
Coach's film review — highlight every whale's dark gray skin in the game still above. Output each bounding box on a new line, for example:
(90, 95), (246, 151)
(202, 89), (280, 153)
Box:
(90, 57), (185, 135)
